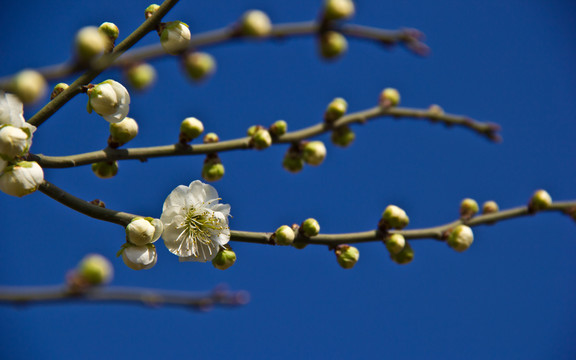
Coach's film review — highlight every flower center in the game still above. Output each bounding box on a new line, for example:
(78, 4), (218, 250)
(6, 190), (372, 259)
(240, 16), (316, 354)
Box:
(175, 204), (228, 257)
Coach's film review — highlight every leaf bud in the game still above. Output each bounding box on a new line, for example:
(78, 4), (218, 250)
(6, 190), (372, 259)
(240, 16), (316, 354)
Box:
(529, 189), (552, 211)
(323, 0), (355, 21)
(11, 70), (47, 104)
(447, 225), (474, 252)
(180, 117), (204, 143)
(160, 21), (191, 55)
(109, 117), (139, 148)
(121, 243), (157, 270)
(183, 52), (216, 82)
(331, 125), (355, 147)
(385, 233), (405, 255)
(240, 10), (272, 37)
(302, 140), (327, 166)
(379, 88), (400, 108)
(269, 120), (287, 136)
(335, 244), (359, 269)
(77, 254), (113, 285)
(390, 242), (414, 264)
(125, 63), (157, 90)
(319, 31), (348, 59)
(324, 97), (348, 123)
(91, 161), (119, 179)
(380, 205), (409, 230)
(459, 198), (479, 220)
(301, 218), (320, 237)
(274, 225), (295, 246)
(212, 248), (237, 270)
(51, 83), (69, 100)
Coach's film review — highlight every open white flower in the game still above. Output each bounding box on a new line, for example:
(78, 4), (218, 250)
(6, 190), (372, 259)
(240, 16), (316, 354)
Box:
(160, 180), (231, 262)
(87, 80), (130, 123)
(0, 92), (26, 126)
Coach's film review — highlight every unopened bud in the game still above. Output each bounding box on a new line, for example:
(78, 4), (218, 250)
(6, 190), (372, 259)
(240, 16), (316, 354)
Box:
(51, 83), (69, 100)
(252, 129), (272, 150)
(380, 205), (409, 230)
(109, 117), (138, 147)
(99, 22), (119, 40)
(324, 97), (348, 123)
(385, 233), (405, 255)
(379, 88), (400, 107)
(91, 161), (118, 179)
(335, 244), (359, 269)
(428, 104), (444, 118)
(121, 243), (157, 270)
(301, 218), (320, 237)
(77, 254), (113, 285)
(275, 225), (295, 246)
(126, 217), (163, 246)
(212, 248), (237, 270)
(319, 31), (348, 59)
(125, 63), (156, 90)
(145, 4), (160, 19)
(183, 52), (216, 81)
(447, 225), (474, 252)
(240, 10), (272, 37)
(460, 198), (479, 219)
(283, 151), (304, 173)
(529, 189), (552, 211)
(180, 117), (204, 143)
(323, 0), (355, 21)
(202, 156), (225, 182)
(303, 141), (327, 166)
(75, 26), (108, 63)
(203, 132), (219, 143)
(482, 200), (499, 214)
(269, 120), (287, 136)
(0, 125), (31, 158)
(160, 21), (191, 55)
(11, 70), (47, 104)
(390, 242), (414, 264)
(0, 161), (44, 197)
(331, 125), (355, 147)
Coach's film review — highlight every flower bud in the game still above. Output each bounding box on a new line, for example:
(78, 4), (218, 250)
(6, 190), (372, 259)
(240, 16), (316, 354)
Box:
(379, 88), (400, 107)
(126, 217), (163, 246)
(202, 156), (225, 182)
(252, 129), (272, 150)
(125, 63), (156, 90)
(319, 31), (348, 59)
(269, 120), (287, 136)
(99, 22), (119, 41)
(447, 225), (474, 252)
(275, 225), (295, 246)
(324, 97), (348, 123)
(428, 104), (444, 117)
(385, 233), (405, 255)
(183, 52), (216, 82)
(301, 218), (320, 237)
(335, 245), (359, 269)
(11, 70), (47, 104)
(77, 254), (113, 285)
(121, 243), (157, 270)
(92, 161), (118, 179)
(240, 10), (272, 37)
(529, 189), (552, 211)
(75, 26), (108, 62)
(145, 4), (160, 19)
(331, 125), (355, 147)
(381, 205), (409, 230)
(109, 117), (138, 147)
(203, 132), (219, 143)
(283, 151), (304, 173)
(459, 198), (479, 219)
(390, 242), (414, 264)
(87, 80), (130, 123)
(212, 248), (237, 270)
(0, 161), (43, 197)
(0, 125), (31, 158)
(482, 200), (499, 214)
(160, 21), (191, 55)
(50, 83), (69, 100)
(180, 117), (204, 143)
(323, 0), (355, 21)
(302, 141), (327, 166)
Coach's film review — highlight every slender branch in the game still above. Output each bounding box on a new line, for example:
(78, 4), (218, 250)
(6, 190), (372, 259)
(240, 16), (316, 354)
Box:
(25, 0), (180, 128)
(0, 285), (248, 310)
(29, 105), (500, 169)
(0, 22), (424, 89)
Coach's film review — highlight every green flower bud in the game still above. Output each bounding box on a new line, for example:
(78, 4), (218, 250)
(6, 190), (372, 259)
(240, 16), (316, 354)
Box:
(11, 70), (47, 104)
(92, 161), (118, 179)
(109, 117), (138, 147)
(381, 205), (409, 230)
(180, 117), (204, 143)
(447, 225), (474, 252)
(252, 129), (272, 150)
(390, 242), (414, 265)
(75, 26), (108, 63)
(145, 4), (160, 19)
(51, 83), (69, 100)
(125, 63), (157, 90)
(303, 141), (327, 166)
(482, 200), (499, 214)
(283, 151), (304, 173)
(212, 248), (237, 270)
(160, 21), (191, 55)
(275, 225), (295, 246)
(121, 243), (157, 270)
(331, 125), (355, 147)
(203, 132), (219, 143)
(99, 22), (119, 40)
(202, 156), (225, 182)
(301, 218), (320, 237)
(319, 31), (348, 59)
(428, 104), (444, 118)
(77, 254), (113, 285)
(335, 244), (360, 269)
(246, 125), (260, 137)
(269, 120), (287, 136)
(529, 189), (552, 211)
(379, 88), (400, 107)
(324, 97), (348, 123)
(292, 241), (308, 250)
(385, 233), (405, 255)
(183, 52), (216, 82)
(240, 10), (272, 37)
(324, 0), (355, 21)
(460, 198), (479, 219)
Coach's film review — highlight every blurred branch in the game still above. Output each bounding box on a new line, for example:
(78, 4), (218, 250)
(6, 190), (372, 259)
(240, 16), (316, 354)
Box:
(30, 105), (499, 168)
(25, 0), (180, 128)
(0, 285), (249, 310)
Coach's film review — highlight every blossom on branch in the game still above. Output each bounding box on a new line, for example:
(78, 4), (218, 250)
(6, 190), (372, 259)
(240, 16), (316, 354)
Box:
(160, 180), (231, 262)
(0, 161), (43, 197)
(87, 80), (130, 123)
(0, 92), (36, 160)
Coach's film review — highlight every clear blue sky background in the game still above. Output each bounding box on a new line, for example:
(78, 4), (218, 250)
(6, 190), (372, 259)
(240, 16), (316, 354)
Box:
(1, 0), (575, 359)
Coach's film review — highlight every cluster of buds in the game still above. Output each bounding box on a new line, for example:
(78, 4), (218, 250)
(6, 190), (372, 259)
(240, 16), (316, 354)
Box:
(384, 233), (414, 264)
(247, 119), (287, 151)
(118, 217), (163, 270)
(283, 140), (327, 173)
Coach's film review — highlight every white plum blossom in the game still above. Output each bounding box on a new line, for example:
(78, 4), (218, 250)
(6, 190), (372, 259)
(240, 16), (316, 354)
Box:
(121, 244), (157, 270)
(161, 180), (231, 262)
(87, 80), (130, 123)
(125, 217), (163, 246)
(0, 92), (36, 160)
(0, 161), (44, 197)
(160, 21), (191, 55)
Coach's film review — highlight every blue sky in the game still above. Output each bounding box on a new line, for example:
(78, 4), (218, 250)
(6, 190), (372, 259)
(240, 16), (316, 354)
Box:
(1, 0), (575, 359)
